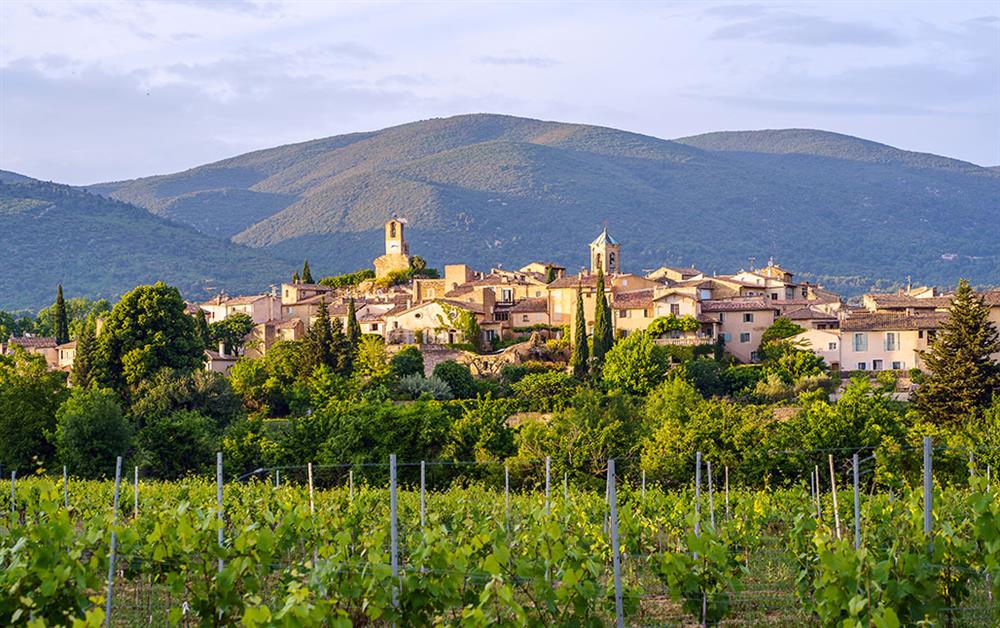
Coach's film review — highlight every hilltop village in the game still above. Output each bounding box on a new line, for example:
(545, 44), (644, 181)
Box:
(7, 217), (1000, 380)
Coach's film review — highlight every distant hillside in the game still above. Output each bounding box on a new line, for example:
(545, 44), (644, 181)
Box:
(0, 175), (293, 310)
(88, 115), (1000, 292)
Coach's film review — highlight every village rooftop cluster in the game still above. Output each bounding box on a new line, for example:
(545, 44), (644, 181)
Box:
(7, 218), (1000, 376)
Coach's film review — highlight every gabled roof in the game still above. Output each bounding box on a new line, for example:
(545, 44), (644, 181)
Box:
(841, 312), (948, 332)
(612, 289), (654, 309)
(783, 305), (837, 321)
(510, 298), (548, 313)
(865, 293), (952, 310)
(700, 298), (775, 312)
(590, 227), (619, 247)
(8, 336), (57, 349)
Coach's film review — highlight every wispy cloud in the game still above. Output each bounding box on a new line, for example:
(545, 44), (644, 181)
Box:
(477, 55), (557, 68)
(711, 12), (903, 47)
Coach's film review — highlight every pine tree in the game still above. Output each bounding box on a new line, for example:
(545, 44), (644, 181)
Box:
(301, 260), (314, 284)
(569, 285), (589, 379)
(195, 309), (212, 348)
(54, 285), (70, 345)
(302, 298), (335, 375)
(71, 318), (98, 388)
(346, 297), (362, 346)
(914, 279), (1000, 425)
(545, 265), (558, 284)
(591, 268), (613, 371)
(292, 271), (300, 284)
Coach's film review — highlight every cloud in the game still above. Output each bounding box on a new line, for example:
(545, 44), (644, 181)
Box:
(477, 55), (557, 68)
(711, 12), (902, 46)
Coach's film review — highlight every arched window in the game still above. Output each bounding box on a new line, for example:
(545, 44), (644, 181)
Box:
(390, 222), (396, 238)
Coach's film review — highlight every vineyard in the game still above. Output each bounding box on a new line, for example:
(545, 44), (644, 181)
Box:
(2, 445), (998, 627)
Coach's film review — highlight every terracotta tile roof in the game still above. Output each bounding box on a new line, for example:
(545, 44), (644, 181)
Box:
(983, 290), (1000, 306)
(696, 313), (720, 324)
(700, 298), (775, 312)
(612, 289), (654, 309)
(547, 275), (601, 289)
(57, 341), (77, 349)
(435, 299), (486, 314)
(841, 312), (948, 332)
(867, 293), (952, 310)
(8, 336), (57, 349)
(782, 305), (837, 321)
(510, 297), (548, 313)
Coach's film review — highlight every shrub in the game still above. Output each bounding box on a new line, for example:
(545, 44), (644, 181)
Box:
(391, 345), (425, 378)
(55, 388), (132, 479)
(398, 374), (453, 400)
(753, 373), (794, 403)
(432, 361), (478, 399)
(602, 332), (668, 395)
(137, 410), (217, 479)
(511, 371), (578, 411)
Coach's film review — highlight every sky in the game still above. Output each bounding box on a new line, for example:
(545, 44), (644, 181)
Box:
(1, 1), (998, 185)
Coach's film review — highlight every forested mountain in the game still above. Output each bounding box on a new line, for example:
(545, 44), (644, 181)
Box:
(0, 174), (293, 309)
(88, 114), (1000, 293)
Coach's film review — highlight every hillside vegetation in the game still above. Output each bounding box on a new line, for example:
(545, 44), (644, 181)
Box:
(88, 114), (1000, 291)
(0, 176), (292, 309)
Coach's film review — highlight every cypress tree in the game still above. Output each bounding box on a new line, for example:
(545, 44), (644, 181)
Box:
(545, 265), (558, 284)
(195, 309), (212, 348)
(71, 318), (98, 388)
(591, 268), (613, 370)
(302, 298), (335, 375)
(292, 271), (300, 284)
(346, 297), (362, 346)
(569, 285), (589, 379)
(301, 260), (314, 284)
(331, 315), (352, 375)
(914, 279), (1000, 425)
(54, 285), (70, 345)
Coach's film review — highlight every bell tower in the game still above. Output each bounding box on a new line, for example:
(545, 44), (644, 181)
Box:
(589, 226), (620, 274)
(385, 218), (408, 256)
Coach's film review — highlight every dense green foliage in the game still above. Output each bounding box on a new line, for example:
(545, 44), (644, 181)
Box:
(318, 269), (375, 288)
(569, 286), (588, 379)
(0, 349), (68, 469)
(209, 312), (255, 355)
(54, 388), (131, 479)
(52, 285), (69, 345)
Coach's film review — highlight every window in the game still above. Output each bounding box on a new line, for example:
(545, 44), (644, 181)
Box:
(484, 329), (497, 341)
(700, 289), (712, 300)
(750, 351), (761, 361)
(414, 313), (422, 319)
(494, 311), (509, 322)
(535, 291), (542, 297)
(872, 359), (883, 371)
(828, 342), (838, 351)
(370, 324), (379, 332)
(743, 313), (754, 323)
(857, 362), (867, 370)
(801, 287), (808, 298)
(522, 314), (529, 322)
(722, 332), (731, 342)
(389, 222), (396, 238)
(771, 292), (779, 300)
(885, 332), (898, 351)
(718, 312), (726, 323)
(853, 333), (868, 352)
(892, 361), (903, 370)
(739, 332), (751, 343)
(618, 310), (628, 318)
(500, 288), (513, 302)
(670, 304), (680, 315)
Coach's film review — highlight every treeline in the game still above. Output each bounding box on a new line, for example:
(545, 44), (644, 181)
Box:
(1, 280), (998, 489)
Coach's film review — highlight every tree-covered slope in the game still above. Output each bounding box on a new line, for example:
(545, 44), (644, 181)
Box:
(0, 177), (293, 310)
(86, 114), (1000, 290)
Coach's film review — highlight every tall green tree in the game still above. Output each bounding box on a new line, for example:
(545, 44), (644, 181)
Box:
(331, 316), (352, 374)
(53, 285), (70, 345)
(71, 318), (99, 388)
(302, 299), (335, 375)
(209, 312), (255, 355)
(194, 309), (212, 348)
(591, 269), (613, 371)
(292, 270), (300, 284)
(0, 349), (69, 469)
(55, 387), (132, 479)
(95, 282), (205, 394)
(569, 286), (589, 379)
(301, 260), (314, 284)
(346, 297), (362, 346)
(545, 265), (558, 284)
(914, 279), (1000, 425)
